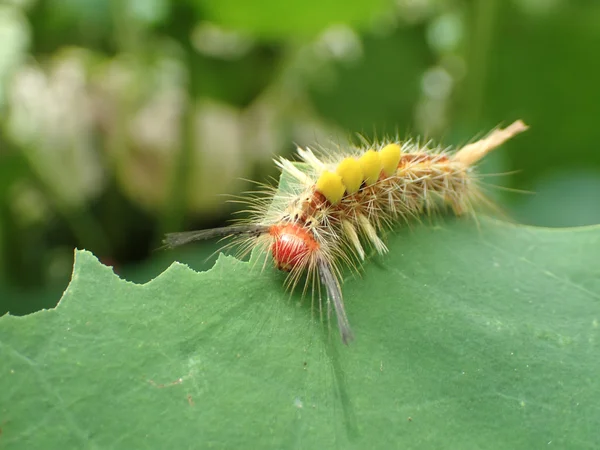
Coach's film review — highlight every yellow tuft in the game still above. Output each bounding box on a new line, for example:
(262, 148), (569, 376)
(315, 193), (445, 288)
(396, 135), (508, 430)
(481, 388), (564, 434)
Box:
(358, 150), (382, 185)
(379, 143), (401, 176)
(316, 171), (346, 204)
(336, 157), (364, 194)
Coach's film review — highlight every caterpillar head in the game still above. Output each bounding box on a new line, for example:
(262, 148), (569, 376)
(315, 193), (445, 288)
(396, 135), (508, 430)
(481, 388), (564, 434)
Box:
(269, 223), (319, 272)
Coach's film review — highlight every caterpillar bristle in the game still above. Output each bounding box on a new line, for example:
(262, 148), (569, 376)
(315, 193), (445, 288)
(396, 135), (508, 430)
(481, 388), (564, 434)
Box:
(163, 224), (270, 248)
(165, 120), (528, 345)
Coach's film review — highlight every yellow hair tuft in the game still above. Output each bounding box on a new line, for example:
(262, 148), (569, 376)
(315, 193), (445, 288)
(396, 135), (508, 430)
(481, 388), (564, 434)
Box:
(379, 143), (401, 176)
(336, 157), (364, 194)
(316, 171), (346, 204)
(358, 150), (382, 185)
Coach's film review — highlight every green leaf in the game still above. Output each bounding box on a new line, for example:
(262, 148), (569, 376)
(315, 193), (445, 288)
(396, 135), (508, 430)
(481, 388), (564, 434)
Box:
(1, 215), (599, 448)
(191, 0), (391, 38)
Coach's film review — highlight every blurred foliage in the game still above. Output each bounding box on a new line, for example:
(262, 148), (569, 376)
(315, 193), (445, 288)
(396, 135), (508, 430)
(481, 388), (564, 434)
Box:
(0, 0), (599, 315)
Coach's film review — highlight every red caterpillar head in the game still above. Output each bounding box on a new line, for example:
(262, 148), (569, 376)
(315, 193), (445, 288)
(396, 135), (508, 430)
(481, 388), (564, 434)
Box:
(269, 224), (319, 272)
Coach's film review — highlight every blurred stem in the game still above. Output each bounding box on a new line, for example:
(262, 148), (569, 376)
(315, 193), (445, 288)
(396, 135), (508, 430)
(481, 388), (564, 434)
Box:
(27, 162), (112, 258)
(0, 205), (36, 287)
(60, 206), (112, 257)
(0, 204), (7, 284)
(110, 0), (142, 52)
(464, 0), (500, 122)
(158, 96), (192, 241)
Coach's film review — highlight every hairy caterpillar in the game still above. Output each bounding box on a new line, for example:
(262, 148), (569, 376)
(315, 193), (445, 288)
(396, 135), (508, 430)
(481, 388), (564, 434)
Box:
(164, 120), (528, 344)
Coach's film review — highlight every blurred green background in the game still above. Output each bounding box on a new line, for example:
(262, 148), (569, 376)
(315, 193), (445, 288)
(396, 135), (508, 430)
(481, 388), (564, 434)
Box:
(1, 0), (599, 315)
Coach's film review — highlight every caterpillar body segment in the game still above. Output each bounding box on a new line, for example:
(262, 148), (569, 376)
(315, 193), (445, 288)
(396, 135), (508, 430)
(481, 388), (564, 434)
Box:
(164, 120), (528, 344)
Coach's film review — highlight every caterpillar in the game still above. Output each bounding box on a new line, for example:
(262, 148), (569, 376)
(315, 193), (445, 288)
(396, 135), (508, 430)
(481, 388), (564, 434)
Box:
(164, 120), (528, 344)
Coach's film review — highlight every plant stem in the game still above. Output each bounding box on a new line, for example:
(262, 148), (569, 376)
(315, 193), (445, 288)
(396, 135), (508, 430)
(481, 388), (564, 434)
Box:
(464, 0), (500, 123)
(158, 94), (192, 242)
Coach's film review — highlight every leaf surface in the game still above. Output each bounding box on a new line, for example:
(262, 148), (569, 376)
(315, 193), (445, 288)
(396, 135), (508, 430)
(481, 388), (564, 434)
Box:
(1, 220), (599, 449)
